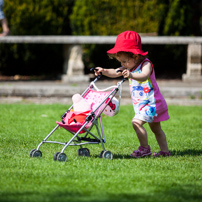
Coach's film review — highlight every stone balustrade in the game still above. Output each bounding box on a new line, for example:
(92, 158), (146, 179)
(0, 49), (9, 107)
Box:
(1, 36), (202, 82)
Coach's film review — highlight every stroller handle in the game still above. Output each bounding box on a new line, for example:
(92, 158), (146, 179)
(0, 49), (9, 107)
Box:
(116, 70), (127, 83)
(90, 68), (102, 81)
(91, 68), (127, 83)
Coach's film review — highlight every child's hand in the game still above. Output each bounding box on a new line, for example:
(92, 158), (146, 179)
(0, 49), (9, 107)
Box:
(94, 67), (103, 76)
(122, 69), (131, 78)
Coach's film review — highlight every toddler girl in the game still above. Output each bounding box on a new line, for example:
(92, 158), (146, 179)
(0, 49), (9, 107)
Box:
(95, 31), (170, 157)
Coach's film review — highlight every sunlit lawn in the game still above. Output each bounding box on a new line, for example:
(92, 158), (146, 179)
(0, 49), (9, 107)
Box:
(0, 104), (201, 202)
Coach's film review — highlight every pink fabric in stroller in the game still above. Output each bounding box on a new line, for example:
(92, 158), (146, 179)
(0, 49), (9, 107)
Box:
(83, 88), (115, 114)
(56, 87), (115, 134)
(57, 110), (92, 134)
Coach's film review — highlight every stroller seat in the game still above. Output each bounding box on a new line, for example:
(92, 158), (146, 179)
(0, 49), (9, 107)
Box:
(57, 110), (92, 134)
(57, 87), (116, 133)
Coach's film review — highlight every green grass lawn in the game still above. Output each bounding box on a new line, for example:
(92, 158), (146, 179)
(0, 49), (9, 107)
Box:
(0, 104), (202, 202)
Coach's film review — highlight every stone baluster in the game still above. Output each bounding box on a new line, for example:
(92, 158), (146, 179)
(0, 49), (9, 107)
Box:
(183, 44), (202, 81)
(62, 44), (89, 83)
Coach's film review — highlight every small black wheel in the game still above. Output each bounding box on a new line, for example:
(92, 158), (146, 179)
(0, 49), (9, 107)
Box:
(83, 148), (90, 157)
(99, 150), (104, 158)
(57, 153), (67, 162)
(77, 148), (82, 156)
(77, 148), (90, 157)
(29, 149), (36, 157)
(53, 152), (60, 161)
(102, 151), (113, 160)
(32, 150), (42, 158)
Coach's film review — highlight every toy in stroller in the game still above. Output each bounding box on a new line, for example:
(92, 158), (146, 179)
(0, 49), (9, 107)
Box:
(29, 70), (126, 161)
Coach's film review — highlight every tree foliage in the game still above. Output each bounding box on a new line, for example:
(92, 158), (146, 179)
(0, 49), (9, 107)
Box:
(3, 0), (73, 35)
(158, 0), (202, 36)
(70, 0), (161, 35)
(70, 0), (202, 36)
(0, 0), (74, 77)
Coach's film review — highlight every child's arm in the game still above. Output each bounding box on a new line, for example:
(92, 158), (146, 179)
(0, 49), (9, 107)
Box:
(122, 62), (152, 82)
(94, 67), (123, 78)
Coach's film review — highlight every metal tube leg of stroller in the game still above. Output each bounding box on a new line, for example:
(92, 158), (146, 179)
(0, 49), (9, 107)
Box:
(99, 116), (106, 143)
(95, 123), (105, 151)
(37, 124), (59, 150)
(61, 121), (89, 153)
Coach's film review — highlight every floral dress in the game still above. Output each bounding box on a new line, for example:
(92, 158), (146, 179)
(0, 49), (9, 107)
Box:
(129, 58), (169, 123)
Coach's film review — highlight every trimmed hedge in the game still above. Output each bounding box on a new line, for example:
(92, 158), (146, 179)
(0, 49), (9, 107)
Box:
(0, 0), (74, 77)
(70, 0), (162, 35)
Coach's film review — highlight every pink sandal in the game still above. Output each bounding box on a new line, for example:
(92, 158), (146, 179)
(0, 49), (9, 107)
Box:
(130, 146), (152, 158)
(153, 151), (171, 157)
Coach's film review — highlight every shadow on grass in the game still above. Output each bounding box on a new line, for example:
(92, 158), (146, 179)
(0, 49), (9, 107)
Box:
(112, 153), (132, 159)
(94, 149), (202, 159)
(171, 149), (202, 156)
(1, 184), (201, 202)
(93, 153), (131, 159)
(94, 153), (151, 159)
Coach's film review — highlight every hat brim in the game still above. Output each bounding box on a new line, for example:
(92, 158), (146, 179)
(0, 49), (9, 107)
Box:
(107, 47), (148, 56)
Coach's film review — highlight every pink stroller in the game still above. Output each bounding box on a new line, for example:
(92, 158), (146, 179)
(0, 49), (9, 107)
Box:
(29, 72), (126, 161)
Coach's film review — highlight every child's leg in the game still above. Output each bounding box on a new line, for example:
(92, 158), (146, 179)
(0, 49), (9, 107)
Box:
(149, 122), (169, 152)
(131, 118), (152, 158)
(132, 118), (149, 148)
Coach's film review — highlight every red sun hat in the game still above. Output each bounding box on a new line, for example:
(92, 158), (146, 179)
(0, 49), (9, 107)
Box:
(107, 31), (148, 56)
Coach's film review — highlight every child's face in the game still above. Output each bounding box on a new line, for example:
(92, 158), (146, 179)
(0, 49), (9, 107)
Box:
(117, 54), (139, 70)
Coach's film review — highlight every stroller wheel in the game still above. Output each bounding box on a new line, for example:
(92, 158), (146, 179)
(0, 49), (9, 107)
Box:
(99, 150), (104, 158)
(32, 150), (42, 158)
(29, 149), (36, 157)
(77, 148), (90, 157)
(102, 151), (113, 160)
(57, 153), (67, 162)
(53, 152), (60, 161)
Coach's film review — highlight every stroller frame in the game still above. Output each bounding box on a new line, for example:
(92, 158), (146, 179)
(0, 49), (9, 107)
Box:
(29, 74), (126, 161)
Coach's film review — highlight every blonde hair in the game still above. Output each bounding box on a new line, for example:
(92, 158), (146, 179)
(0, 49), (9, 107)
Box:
(108, 51), (145, 61)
